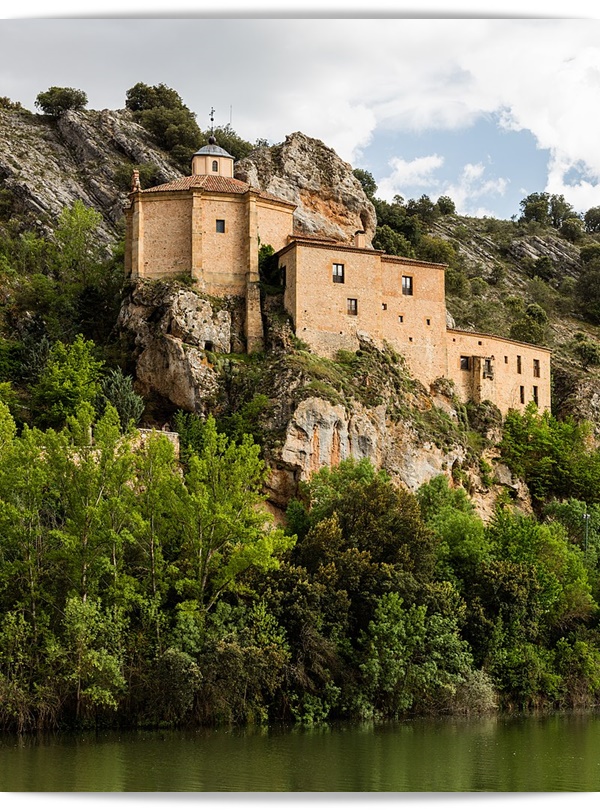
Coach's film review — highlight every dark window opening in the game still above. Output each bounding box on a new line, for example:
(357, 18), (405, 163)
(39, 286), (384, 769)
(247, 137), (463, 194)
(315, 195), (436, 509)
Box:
(426, 318), (431, 326)
(216, 219), (225, 233)
(204, 341), (214, 352)
(483, 358), (494, 379)
(533, 386), (539, 406)
(333, 263), (345, 283)
(517, 355), (522, 374)
(382, 303), (387, 310)
(280, 266), (286, 287)
(478, 340), (482, 346)
(402, 275), (413, 296)
(398, 315), (404, 323)
(504, 356), (509, 364)
(520, 386), (525, 404)
(347, 298), (358, 316)
(460, 356), (471, 371)
(533, 359), (540, 378)
(212, 160), (218, 172)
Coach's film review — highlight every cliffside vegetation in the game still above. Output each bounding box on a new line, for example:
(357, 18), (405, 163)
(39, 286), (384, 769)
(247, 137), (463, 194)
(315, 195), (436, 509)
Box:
(2, 86), (600, 729)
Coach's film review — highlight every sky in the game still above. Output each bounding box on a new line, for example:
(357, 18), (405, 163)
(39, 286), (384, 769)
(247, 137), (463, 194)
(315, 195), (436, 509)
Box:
(2, 7), (600, 221)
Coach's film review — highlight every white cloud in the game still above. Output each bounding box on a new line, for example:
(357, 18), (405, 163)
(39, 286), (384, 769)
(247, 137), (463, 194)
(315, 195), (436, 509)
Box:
(377, 155), (508, 216)
(377, 154), (444, 199)
(440, 164), (509, 216)
(2, 18), (600, 210)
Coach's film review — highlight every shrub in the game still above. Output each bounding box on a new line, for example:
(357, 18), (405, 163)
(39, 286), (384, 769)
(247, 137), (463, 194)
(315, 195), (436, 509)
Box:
(35, 87), (87, 117)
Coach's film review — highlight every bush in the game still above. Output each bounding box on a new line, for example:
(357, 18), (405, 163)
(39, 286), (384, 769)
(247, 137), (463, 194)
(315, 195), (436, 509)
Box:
(373, 225), (414, 257)
(35, 87), (87, 117)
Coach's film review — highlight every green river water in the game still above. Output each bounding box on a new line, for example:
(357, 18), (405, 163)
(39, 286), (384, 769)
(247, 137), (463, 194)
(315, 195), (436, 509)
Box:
(1, 712), (599, 792)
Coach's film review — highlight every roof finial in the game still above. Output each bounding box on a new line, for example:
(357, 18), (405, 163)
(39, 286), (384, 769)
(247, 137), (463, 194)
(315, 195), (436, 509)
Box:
(208, 107), (216, 144)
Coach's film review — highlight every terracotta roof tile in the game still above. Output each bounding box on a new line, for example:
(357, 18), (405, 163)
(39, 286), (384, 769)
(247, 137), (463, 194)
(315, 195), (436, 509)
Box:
(139, 174), (294, 206)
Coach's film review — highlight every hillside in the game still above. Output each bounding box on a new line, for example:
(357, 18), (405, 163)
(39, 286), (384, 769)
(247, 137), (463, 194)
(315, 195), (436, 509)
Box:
(4, 93), (600, 727)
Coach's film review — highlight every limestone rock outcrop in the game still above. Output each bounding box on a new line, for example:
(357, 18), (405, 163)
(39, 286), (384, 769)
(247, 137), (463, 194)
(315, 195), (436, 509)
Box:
(118, 281), (241, 412)
(0, 107), (178, 244)
(235, 132), (377, 245)
(279, 396), (463, 490)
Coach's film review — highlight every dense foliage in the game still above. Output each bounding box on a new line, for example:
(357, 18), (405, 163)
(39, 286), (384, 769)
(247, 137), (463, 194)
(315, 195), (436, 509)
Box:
(35, 87), (88, 117)
(124, 82), (257, 172)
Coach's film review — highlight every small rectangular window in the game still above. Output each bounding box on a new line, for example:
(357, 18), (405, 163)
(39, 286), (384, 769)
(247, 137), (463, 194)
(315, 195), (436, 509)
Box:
(426, 318), (431, 326)
(382, 303), (387, 311)
(504, 356), (509, 364)
(216, 219), (225, 233)
(517, 355), (522, 374)
(347, 298), (358, 316)
(520, 386), (525, 404)
(398, 315), (404, 323)
(533, 386), (539, 406)
(333, 263), (345, 283)
(402, 275), (413, 296)
(533, 359), (540, 378)
(460, 356), (471, 371)
(483, 358), (494, 379)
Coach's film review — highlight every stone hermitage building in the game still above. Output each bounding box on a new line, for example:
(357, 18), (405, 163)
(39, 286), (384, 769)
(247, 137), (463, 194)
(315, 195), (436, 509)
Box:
(124, 137), (551, 416)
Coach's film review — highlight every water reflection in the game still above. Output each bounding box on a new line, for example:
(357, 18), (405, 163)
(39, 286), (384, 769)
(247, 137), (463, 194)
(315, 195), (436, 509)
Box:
(0, 712), (599, 792)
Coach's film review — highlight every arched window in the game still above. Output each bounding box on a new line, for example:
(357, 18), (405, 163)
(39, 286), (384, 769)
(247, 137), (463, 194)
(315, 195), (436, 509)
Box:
(212, 160), (218, 172)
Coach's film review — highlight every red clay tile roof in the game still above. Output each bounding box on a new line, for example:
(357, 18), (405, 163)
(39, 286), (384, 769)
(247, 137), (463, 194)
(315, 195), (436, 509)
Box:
(139, 174), (294, 206)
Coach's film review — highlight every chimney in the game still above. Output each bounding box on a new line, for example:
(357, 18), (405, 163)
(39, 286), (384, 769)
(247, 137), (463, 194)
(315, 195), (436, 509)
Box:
(354, 230), (366, 249)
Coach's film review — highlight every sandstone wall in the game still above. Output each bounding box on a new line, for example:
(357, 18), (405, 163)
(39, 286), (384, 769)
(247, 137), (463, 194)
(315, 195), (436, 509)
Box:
(137, 194), (192, 278)
(199, 193), (247, 296)
(280, 241), (448, 383)
(256, 198), (295, 253)
(447, 329), (551, 414)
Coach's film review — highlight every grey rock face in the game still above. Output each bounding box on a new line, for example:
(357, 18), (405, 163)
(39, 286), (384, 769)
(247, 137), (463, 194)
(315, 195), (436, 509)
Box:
(118, 282), (236, 412)
(0, 107), (178, 244)
(235, 132), (377, 244)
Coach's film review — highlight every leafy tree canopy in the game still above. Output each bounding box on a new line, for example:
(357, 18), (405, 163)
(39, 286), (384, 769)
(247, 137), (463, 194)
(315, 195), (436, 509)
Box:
(35, 86), (88, 117)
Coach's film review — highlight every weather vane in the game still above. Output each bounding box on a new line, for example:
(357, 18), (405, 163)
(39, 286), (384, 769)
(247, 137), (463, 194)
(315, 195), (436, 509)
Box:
(209, 107), (215, 135)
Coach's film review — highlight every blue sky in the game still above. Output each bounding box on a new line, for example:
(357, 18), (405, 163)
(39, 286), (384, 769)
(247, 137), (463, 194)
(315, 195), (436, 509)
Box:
(2, 14), (600, 221)
(357, 117), (550, 220)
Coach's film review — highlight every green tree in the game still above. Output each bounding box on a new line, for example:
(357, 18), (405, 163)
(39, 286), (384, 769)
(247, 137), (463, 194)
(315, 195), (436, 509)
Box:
(175, 417), (293, 612)
(519, 192), (550, 225)
(125, 82), (185, 112)
(100, 368), (145, 431)
(576, 261), (600, 323)
(353, 168), (377, 199)
(125, 82), (202, 171)
(54, 200), (105, 288)
(560, 217), (584, 243)
(35, 87), (88, 117)
(436, 195), (456, 215)
(549, 194), (577, 228)
(32, 335), (104, 428)
(359, 592), (474, 715)
(373, 225), (414, 257)
(584, 206), (600, 233)
(62, 595), (126, 719)
(416, 234), (457, 265)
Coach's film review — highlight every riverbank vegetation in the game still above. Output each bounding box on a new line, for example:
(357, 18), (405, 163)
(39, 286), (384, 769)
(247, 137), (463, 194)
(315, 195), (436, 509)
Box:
(0, 395), (599, 730)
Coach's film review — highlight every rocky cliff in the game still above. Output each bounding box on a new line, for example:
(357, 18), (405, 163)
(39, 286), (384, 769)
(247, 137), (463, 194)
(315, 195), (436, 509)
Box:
(0, 107), (179, 242)
(118, 280), (532, 520)
(235, 132), (377, 244)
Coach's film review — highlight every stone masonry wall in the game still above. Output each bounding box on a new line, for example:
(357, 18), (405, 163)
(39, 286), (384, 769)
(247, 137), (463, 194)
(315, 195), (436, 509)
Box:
(447, 329), (552, 414)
